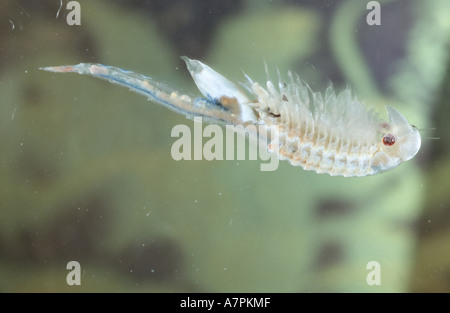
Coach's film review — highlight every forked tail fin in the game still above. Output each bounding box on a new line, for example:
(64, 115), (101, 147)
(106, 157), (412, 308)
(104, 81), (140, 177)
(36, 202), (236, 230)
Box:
(40, 58), (256, 125)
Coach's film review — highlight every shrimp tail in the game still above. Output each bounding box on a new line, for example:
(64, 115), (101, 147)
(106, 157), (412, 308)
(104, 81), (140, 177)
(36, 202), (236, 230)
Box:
(40, 58), (255, 125)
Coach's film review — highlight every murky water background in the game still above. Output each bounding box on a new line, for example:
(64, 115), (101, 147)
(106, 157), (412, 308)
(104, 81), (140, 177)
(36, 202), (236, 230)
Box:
(1, 0), (450, 292)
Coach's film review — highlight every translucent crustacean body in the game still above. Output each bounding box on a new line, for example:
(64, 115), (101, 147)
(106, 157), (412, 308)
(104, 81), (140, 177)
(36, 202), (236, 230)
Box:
(41, 57), (421, 177)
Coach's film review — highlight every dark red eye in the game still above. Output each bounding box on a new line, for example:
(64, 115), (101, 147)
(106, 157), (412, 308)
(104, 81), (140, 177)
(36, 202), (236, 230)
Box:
(383, 134), (396, 146)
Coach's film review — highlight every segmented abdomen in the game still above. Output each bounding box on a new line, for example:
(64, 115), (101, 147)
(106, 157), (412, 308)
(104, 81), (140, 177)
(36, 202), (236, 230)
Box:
(268, 124), (378, 177)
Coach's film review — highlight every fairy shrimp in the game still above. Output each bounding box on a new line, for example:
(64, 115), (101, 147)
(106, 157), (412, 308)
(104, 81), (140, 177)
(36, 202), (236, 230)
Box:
(40, 57), (421, 177)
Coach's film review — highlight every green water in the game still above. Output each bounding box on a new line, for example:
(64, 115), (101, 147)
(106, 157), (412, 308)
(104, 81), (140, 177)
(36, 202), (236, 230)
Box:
(0, 0), (449, 292)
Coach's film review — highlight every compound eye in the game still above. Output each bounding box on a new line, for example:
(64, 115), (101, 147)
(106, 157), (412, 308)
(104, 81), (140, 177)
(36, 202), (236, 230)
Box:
(383, 134), (396, 146)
